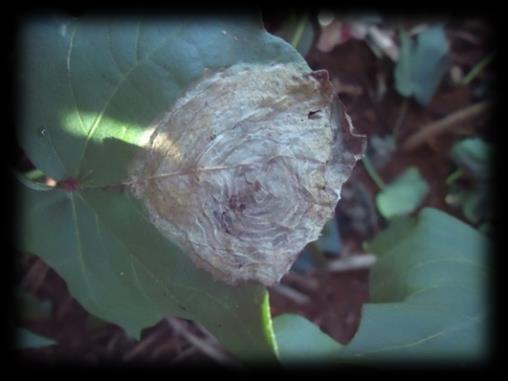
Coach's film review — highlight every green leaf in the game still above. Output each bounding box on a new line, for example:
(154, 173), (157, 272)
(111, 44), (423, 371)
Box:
(12, 169), (53, 191)
(450, 138), (492, 180)
(394, 30), (414, 98)
(17, 328), (56, 349)
(19, 16), (307, 186)
(376, 167), (429, 219)
(17, 16), (307, 362)
(17, 178), (278, 361)
(314, 218), (341, 255)
(395, 25), (450, 105)
(274, 208), (489, 364)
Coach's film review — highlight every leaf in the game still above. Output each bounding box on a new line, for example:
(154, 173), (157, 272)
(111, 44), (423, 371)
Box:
(376, 167), (429, 219)
(12, 169), (53, 191)
(17, 328), (56, 349)
(17, 16), (307, 362)
(314, 217), (342, 255)
(274, 208), (489, 364)
(19, 16), (307, 186)
(395, 25), (450, 105)
(291, 217), (342, 273)
(450, 138), (492, 180)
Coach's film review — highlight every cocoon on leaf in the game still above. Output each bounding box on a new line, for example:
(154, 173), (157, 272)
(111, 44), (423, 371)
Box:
(129, 63), (365, 286)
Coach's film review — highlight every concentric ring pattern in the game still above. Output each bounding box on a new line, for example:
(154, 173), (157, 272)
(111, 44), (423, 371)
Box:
(128, 64), (364, 285)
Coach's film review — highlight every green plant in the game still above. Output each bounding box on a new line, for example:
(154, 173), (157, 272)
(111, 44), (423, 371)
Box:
(275, 208), (488, 364)
(17, 16), (488, 364)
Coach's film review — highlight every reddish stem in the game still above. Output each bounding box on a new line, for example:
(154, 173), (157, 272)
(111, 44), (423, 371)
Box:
(60, 177), (79, 192)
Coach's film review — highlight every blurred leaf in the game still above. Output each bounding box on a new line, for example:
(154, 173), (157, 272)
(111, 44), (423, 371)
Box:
(290, 248), (316, 274)
(274, 208), (489, 365)
(450, 138), (492, 180)
(368, 134), (396, 169)
(13, 169), (53, 191)
(448, 138), (493, 227)
(395, 25), (450, 105)
(17, 328), (55, 349)
(462, 190), (482, 224)
(291, 217), (342, 273)
(376, 167), (429, 219)
(447, 185), (491, 227)
(314, 218), (341, 255)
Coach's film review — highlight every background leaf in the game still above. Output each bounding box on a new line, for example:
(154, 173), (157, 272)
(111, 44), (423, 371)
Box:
(17, 328), (56, 349)
(17, 15), (308, 362)
(376, 167), (429, 219)
(450, 138), (492, 180)
(395, 25), (450, 105)
(274, 208), (489, 365)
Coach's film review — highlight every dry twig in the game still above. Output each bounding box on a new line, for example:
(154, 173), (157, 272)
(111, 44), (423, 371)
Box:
(402, 101), (491, 151)
(326, 254), (377, 272)
(166, 318), (235, 366)
(271, 283), (311, 305)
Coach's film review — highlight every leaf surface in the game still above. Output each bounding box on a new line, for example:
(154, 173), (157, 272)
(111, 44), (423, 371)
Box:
(274, 208), (489, 364)
(395, 25), (450, 105)
(17, 328), (56, 349)
(17, 15), (307, 362)
(376, 167), (429, 219)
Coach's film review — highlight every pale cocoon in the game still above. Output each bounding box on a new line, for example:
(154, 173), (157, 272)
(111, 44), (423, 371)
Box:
(128, 63), (365, 285)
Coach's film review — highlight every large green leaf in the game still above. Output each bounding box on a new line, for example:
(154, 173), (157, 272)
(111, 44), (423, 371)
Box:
(17, 15), (308, 362)
(274, 208), (489, 364)
(19, 15), (307, 186)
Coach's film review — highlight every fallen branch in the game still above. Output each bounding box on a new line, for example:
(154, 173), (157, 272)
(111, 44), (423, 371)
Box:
(401, 101), (491, 151)
(271, 283), (311, 305)
(283, 271), (320, 293)
(123, 329), (163, 361)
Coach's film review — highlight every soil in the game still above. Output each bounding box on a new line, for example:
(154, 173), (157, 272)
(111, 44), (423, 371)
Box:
(15, 15), (493, 364)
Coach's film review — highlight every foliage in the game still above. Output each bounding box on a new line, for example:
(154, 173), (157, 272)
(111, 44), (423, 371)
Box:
(395, 25), (450, 106)
(17, 15), (306, 362)
(447, 138), (493, 230)
(17, 328), (55, 349)
(274, 208), (489, 364)
(376, 167), (429, 219)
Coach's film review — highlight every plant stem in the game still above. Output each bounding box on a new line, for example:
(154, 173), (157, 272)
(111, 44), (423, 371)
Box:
(446, 168), (464, 185)
(461, 53), (494, 86)
(290, 12), (308, 49)
(392, 98), (409, 142)
(362, 155), (386, 190)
